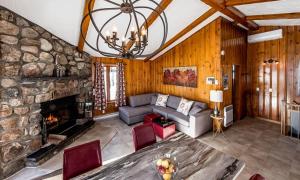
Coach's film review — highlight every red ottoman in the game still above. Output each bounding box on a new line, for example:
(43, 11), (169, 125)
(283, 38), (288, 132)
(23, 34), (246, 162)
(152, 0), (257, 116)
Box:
(144, 113), (161, 124)
(152, 119), (176, 139)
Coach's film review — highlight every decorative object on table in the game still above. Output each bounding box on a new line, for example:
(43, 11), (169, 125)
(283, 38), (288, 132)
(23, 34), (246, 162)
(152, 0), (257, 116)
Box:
(210, 114), (224, 137)
(144, 113), (162, 124)
(223, 74), (229, 90)
(153, 118), (176, 139)
(163, 66), (197, 87)
(115, 62), (126, 107)
(53, 55), (66, 77)
(94, 62), (107, 113)
(176, 98), (194, 116)
(210, 90), (223, 116)
(155, 154), (177, 180)
(80, 0), (168, 59)
(155, 94), (169, 107)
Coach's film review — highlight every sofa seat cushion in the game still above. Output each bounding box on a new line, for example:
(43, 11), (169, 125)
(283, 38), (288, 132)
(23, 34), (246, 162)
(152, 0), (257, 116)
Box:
(168, 111), (190, 127)
(119, 105), (153, 117)
(153, 106), (175, 117)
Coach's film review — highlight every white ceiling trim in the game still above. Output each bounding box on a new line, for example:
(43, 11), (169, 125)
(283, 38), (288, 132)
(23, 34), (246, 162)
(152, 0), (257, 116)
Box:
(150, 12), (234, 61)
(255, 19), (300, 26)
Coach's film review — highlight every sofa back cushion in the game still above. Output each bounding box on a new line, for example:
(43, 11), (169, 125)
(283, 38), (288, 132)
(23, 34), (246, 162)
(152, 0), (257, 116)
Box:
(129, 93), (154, 107)
(151, 95), (157, 105)
(166, 95), (181, 109)
(193, 101), (208, 110)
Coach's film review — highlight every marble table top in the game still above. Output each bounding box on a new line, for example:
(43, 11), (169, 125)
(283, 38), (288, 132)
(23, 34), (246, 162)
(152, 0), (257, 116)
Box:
(73, 133), (245, 180)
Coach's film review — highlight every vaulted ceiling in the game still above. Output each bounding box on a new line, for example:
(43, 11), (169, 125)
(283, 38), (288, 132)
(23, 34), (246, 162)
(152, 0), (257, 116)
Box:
(1, 0), (300, 60)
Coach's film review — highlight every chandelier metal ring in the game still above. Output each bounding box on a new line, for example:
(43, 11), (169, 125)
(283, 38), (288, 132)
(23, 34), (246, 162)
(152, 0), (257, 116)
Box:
(80, 0), (168, 59)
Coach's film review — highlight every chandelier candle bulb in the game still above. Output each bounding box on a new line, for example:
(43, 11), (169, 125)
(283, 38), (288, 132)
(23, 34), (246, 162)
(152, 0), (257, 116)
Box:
(130, 27), (135, 39)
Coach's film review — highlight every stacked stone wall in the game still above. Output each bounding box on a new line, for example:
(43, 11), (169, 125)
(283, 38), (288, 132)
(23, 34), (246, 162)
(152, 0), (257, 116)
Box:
(0, 6), (92, 178)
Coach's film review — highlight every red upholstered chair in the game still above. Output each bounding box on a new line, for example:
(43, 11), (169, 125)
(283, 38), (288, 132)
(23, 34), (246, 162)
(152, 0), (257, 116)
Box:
(63, 140), (102, 180)
(132, 123), (157, 151)
(249, 174), (265, 180)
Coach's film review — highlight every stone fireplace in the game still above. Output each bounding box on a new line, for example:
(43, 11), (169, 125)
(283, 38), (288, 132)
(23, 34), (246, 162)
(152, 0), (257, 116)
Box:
(40, 95), (79, 142)
(0, 6), (93, 178)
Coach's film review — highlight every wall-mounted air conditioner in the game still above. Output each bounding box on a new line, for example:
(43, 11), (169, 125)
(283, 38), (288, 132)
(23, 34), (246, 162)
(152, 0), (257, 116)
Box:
(248, 29), (283, 44)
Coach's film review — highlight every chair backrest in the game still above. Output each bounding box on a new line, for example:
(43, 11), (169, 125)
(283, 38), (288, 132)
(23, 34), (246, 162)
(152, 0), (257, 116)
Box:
(132, 123), (157, 151)
(63, 140), (102, 180)
(249, 174), (265, 180)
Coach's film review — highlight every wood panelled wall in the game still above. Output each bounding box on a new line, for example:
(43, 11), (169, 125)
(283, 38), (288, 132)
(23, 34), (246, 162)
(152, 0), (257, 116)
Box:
(220, 19), (248, 120)
(150, 18), (222, 108)
(247, 26), (300, 122)
(92, 57), (151, 115)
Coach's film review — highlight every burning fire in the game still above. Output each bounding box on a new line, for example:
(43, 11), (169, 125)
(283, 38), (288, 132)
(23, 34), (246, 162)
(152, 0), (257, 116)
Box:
(46, 114), (58, 124)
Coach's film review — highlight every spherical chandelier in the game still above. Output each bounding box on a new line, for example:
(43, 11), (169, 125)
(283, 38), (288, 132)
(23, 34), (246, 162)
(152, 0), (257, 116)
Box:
(81, 0), (168, 59)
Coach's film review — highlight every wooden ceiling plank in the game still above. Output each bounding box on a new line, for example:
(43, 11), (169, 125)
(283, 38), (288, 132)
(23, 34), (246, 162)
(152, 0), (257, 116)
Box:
(247, 13), (300, 20)
(202, 0), (258, 30)
(124, 0), (172, 51)
(144, 8), (217, 61)
(78, 0), (96, 52)
(226, 0), (279, 6)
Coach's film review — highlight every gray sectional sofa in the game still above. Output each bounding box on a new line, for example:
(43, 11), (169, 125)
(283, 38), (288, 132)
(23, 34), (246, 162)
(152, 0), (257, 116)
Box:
(119, 93), (212, 138)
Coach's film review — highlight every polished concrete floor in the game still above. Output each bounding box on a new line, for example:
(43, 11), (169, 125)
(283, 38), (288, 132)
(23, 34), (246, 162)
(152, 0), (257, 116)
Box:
(8, 116), (300, 180)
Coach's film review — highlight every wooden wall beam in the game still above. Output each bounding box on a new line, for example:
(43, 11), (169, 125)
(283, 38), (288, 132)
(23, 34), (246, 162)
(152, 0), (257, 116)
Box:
(247, 12), (300, 20)
(226, 0), (279, 6)
(202, 0), (259, 30)
(124, 0), (172, 51)
(78, 0), (96, 52)
(144, 8), (217, 61)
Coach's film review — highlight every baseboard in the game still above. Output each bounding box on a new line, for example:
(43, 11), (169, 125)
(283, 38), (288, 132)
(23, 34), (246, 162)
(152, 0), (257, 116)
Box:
(93, 112), (119, 121)
(255, 116), (281, 124)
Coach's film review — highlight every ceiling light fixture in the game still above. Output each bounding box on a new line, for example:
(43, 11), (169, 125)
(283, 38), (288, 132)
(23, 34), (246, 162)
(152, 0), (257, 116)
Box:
(80, 0), (168, 59)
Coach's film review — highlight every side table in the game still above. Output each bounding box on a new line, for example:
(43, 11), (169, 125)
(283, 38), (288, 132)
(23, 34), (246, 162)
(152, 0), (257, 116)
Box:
(210, 115), (224, 137)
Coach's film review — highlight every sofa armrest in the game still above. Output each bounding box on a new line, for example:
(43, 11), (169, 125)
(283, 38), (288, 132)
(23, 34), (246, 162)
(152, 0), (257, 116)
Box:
(189, 109), (212, 138)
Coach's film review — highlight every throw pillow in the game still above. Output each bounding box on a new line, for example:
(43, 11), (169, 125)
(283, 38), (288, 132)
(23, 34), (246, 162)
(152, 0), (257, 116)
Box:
(155, 94), (169, 107)
(188, 106), (203, 116)
(177, 98), (194, 116)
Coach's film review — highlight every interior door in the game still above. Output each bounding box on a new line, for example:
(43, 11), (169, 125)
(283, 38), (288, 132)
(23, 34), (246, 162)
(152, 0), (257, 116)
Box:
(232, 65), (241, 121)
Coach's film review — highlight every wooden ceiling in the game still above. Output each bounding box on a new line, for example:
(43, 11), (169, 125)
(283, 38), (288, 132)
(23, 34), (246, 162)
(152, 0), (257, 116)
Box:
(76, 0), (300, 59)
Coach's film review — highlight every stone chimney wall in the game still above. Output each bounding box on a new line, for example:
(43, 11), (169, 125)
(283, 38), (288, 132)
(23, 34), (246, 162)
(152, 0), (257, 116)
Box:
(0, 6), (92, 178)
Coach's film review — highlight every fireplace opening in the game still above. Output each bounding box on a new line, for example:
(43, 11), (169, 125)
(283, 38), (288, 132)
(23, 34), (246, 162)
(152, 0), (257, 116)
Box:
(40, 95), (81, 144)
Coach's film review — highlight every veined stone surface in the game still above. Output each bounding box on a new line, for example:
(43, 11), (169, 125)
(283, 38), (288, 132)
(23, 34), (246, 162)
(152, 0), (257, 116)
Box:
(1, 44), (21, 62)
(76, 133), (245, 180)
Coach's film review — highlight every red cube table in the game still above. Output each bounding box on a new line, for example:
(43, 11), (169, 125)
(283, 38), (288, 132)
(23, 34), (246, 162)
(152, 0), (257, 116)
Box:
(152, 118), (176, 139)
(144, 113), (161, 124)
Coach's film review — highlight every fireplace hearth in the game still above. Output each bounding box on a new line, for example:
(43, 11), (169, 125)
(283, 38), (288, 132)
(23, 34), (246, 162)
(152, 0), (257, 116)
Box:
(26, 95), (94, 166)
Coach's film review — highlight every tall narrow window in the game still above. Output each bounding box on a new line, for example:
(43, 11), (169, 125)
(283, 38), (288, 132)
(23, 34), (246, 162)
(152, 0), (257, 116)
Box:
(103, 65), (117, 102)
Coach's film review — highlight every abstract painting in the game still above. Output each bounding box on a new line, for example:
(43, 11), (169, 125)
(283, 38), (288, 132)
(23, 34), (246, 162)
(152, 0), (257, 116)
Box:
(163, 66), (197, 87)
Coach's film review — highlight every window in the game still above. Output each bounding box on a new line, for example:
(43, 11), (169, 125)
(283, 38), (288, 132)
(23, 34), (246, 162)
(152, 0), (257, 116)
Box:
(103, 65), (117, 102)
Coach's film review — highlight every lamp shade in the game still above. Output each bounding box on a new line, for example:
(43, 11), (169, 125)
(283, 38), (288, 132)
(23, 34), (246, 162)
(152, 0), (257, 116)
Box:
(210, 90), (223, 103)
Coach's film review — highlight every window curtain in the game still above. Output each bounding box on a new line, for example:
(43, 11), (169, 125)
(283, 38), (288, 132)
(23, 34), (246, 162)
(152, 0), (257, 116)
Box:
(94, 62), (107, 112)
(116, 62), (126, 107)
